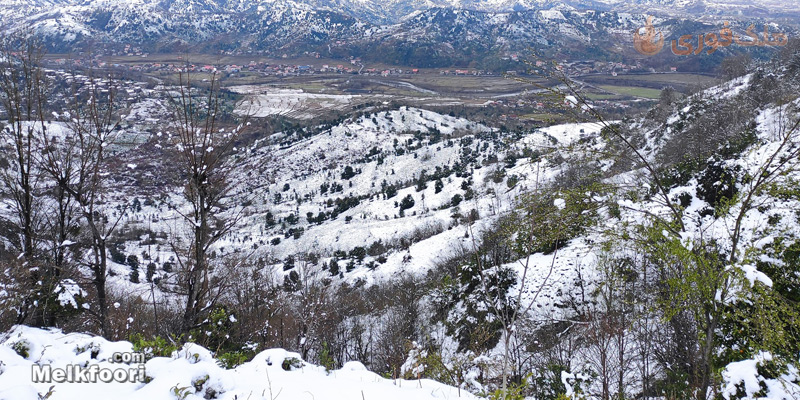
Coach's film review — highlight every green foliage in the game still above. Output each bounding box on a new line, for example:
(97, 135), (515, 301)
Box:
(130, 333), (182, 359)
(170, 385), (192, 400)
(719, 276), (800, 367)
(638, 210), (800, 397)
(659, 157), (704, 192)
(607, 201), (621, 219)
(181, 306), (257, 369)
(408, 347), (476, 392)
(756, 236), (800, 303)
(109, 243), (127, 265)
(529, 363), (569, 400)
(638, 222), (731, 394)
(488, 377), (528, 400)
(11, 340), (30, 359)
(385, 184), (398, 198)
(191, 306), (236, 352)
(217, 350), (253, 369)
(559, 367), (593, 400)
(412, 347), (448, 383)
(717, 233), (800, 369)
(505, 174), (519, 189)
(281, 357), (303, 371)
(146, 262), (156, 282)
(766, 179), (800, 203)
(319, 342), (335, 372)
(329, 259), (340, 276)
(192, 374), (209, 392)
(652, 369), (694, 400)
(416, 170), (428, 191)
(718, 128), (758, 159)
(43, 279), (87, 320)
(659, 128), (755, 196)
(445, 261), (517, 352)
(513, 182), (606, 254)
(696, 158), (742, 214)
(127, 254), (140, 269)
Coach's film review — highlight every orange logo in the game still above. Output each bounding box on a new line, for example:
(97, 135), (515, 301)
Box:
(633, 19), (789, 57)
(633, 16), (664, 56)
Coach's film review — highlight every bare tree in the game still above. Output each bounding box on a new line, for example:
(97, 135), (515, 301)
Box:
(0, 32), (50, 326)
(579, 253), (638, 400)
(37, 69), (123, 337)
(166, 69), (248, 333)
(226, 256), (284, 346)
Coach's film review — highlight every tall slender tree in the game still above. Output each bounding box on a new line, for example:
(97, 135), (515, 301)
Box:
(38, 69), (122, 336)
(166, 69), (248, 333)
(0, 32), (49, 326)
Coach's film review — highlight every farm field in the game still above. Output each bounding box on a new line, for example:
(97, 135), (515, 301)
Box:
(580, 72), (721, 92)
(597, 84), (663, 99)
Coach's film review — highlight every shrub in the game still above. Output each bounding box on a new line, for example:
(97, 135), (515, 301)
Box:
(11, 340), (30, 359)
(342, 165), (357, 180)
(399, 194), (415, 211)
(319, 342), (335, 372)
(217, 350), (253, 369)
(282, 357), (303, 371)
(130, 333), (181, 359)
(696, 158), (741, 213)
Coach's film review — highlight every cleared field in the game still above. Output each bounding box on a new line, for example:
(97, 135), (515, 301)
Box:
(584, 93), (621, 100)
(406, 74), (545, 95)
(519, 112), (564, 122)
(598, 85), (663, 99)
(608, 73), (720, 86)
(222, 73), (546, 101)
(580, 73), (720, 93)
(231, 86), (363, 119)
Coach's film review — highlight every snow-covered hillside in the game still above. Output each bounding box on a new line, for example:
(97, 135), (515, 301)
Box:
(113, 106), (606, 292)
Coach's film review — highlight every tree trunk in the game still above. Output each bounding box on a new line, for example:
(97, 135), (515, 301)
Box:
(182, 182), (209, 333)
(87, 216), (109, 337)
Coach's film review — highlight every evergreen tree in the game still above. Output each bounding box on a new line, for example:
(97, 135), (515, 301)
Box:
(342, 165), (356, 180)
(399, 194), (415, 211)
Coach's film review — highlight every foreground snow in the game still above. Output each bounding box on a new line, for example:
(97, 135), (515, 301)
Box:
(0, 326), (473, 400)
(721, 352), (800, 400)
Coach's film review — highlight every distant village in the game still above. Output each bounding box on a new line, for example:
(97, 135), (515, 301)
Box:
(46, 54), (424, 77)
(36, 48), (671, 130)
(45, 47), (674, 79)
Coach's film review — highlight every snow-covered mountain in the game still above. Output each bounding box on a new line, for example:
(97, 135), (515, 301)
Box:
(0, 0), (545, 27)
(0, 0), (371, 51)
(0, 0), (795, 60)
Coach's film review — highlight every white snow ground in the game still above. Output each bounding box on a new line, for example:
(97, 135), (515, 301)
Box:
(0, 326), (474, 400)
